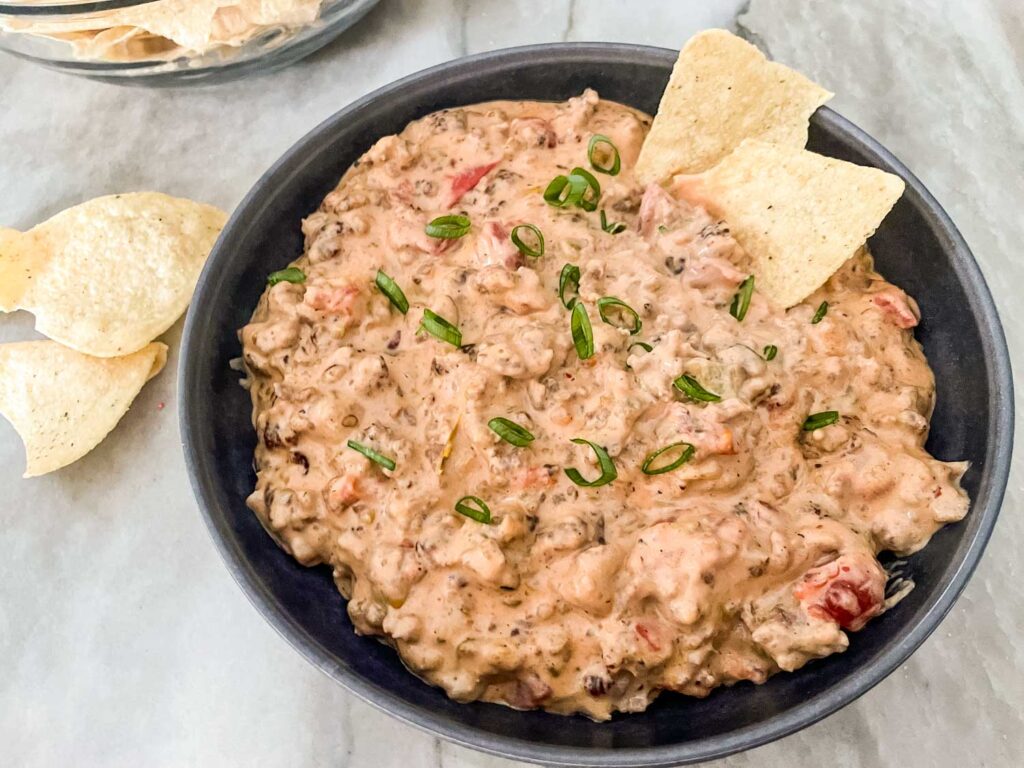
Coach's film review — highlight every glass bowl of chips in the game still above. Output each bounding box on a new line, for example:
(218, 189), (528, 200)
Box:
(0, 0), (380, 85)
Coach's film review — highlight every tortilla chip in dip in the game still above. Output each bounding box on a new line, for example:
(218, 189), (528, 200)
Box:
(674, 139), (905, 308)
(0, 192), (226, 357)
(0, 341), (167, 478)
(635, 29), (832, 183)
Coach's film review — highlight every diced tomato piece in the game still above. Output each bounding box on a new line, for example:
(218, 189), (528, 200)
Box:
(305, 284), (360, 315)
(638, 183), (678, 238)
(477, 220), (522, 270)
(872, 290), (919, 329)
(794, 554), (885, 631)
(516, 465), (555, 489)
(635, 622), (662, 651)
(446, 161), (498, 207)
(326, 473), (360, 510)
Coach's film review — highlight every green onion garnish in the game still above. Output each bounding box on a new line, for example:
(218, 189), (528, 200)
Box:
(543, 170), (601, 211)
(673, 374), (722, 402)
(641, 441), (695, 475)
(588, 134), (621, 176)
(802, 411), (839, 431)
(763, 344), (778, 361)
(510, 224), (545, 258)
(559, 263), (581, 309)
(625, 340), (653, 371)
(811, 301), (829, 324)
(425, 214), (471, 239)
(347, 440), (396, 471)
(597, 296), (642, 335)
(267, 267), (306, 285)
(420, 308), (462, 347)
(565, 438), (618, 487)
(730, 275), (754, 322)
(375, 269), (408, 314)
(488, 417), (535, 447)
(599, 210), (626, 235)
(571, 302), (594, 360)
(543, 174), (587, 207)
(568, 167), (601, 211)
(455, 495), (492, 524)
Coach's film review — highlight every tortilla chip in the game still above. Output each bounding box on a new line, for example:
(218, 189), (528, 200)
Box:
(0, 193), (226, 357)
(56, 26), (182, 62)
(635, 29), (832, 183)
(0, 227), (29, 310)
(674, 139), (905, 308)
(1, 0), (323, 55)
(117, 0), (224, 51)
(0, 341), (167, 478)
(213, 0), (322, 44)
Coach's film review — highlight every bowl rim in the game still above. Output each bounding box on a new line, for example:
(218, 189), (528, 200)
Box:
(179, 41), (1014, 767)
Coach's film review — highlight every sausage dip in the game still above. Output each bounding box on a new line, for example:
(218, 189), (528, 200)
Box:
(240, 91), (969, 719)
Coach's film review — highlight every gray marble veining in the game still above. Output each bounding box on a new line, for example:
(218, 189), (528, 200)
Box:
(0, 0), (1020, 766)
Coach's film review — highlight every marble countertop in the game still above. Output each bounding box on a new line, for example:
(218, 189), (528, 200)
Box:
(1, 1), (1021, 766)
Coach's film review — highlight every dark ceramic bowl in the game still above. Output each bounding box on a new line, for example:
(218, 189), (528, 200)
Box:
(179, 44), (1013, 766)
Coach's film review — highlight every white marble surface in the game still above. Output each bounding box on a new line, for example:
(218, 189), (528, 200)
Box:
(1, 0), (1021, 766)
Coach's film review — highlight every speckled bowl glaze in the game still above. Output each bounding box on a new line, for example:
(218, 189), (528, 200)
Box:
(179, 44), (1013, 767)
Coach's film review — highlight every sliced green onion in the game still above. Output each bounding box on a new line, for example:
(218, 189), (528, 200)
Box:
(543, 174), (587, 207)
(571, 302), (594, 360)
(455, 495), (492, 524)
(641, 441), (695, 475)
(543, 169), (601, 211)
(625, 340), (652, 371)
(599, 210), (626, 235)
(730, 275), (754, 322)
(510, 224), (545, 258)
(267, 267), (306, 285)
(673, 374), (722, 403)
(420, 308), (462, 347)
(803, 411), (839, 431)
(568, 167), (601, 211)
(565, 438), (618, 487)
(811, 301), (829, 324)
(375, 269), (408, 314)
(597, 296), (642, 335)
(347, 440), (396, 471)
(488, 417), (535, 447)
(559, 263), (581, 309)
(425, 214), (471, 239)
(763, 344), (778, 361)
(588, 134), (621, 176)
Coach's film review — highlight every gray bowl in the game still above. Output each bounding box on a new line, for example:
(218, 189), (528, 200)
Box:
(179, 43), (1013, 766)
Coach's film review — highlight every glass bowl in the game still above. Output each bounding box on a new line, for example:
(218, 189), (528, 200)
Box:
(0, 0), (380, 85)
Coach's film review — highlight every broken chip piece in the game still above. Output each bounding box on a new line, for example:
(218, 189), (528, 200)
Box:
(0, 340), (167, 478)
(0, 192), (226, 357)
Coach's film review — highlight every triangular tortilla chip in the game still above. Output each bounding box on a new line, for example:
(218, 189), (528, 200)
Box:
(674, 139), (905, 308)
(635, 29), (832, 183)
(0, 192), (226, 357)
(0, 341), (167, 478)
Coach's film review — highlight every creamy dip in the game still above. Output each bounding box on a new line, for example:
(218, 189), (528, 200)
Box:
(240, 91), (969, 719)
